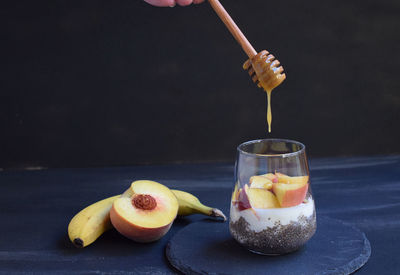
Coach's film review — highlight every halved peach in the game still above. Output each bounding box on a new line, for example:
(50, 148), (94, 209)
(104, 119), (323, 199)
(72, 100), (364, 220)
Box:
(276, 172), (309, 185)
(247, 188), (280, 209)
(272, 181), (308, 207)
(110, 180), (178, 243)
(249, 176), (273, 190)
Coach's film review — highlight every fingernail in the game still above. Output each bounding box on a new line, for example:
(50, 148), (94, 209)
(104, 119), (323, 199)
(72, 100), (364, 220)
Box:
(169, 2), (176, 7)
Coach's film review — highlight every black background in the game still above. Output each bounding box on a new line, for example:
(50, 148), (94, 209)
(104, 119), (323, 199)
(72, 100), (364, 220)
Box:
(1, 0), (399, 169)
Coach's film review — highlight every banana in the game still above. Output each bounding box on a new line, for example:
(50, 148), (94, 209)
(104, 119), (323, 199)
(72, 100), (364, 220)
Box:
(172, 190), (227, 221)
(68, 188), (226, 248)
(68, 188), (134, 248)
(68, 195), (120, 248)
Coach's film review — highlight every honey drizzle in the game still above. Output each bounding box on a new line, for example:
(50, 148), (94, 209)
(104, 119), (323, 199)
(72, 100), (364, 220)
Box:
(243, 50), (285, 134)
(266, 89), (272, 133)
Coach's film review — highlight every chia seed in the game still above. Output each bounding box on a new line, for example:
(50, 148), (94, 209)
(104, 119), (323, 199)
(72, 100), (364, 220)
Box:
(229, 210), (316, 255)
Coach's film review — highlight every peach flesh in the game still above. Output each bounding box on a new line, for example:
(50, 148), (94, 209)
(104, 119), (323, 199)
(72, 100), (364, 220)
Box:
(110, 180), (178, 242)
(272, 182), (308, 207)
(276, 173), (309, 185)
(110, 204), (172, 243)
(263, 173), (278, 183)
(247, 188), (280, 209)
(250, 176), (273, 189)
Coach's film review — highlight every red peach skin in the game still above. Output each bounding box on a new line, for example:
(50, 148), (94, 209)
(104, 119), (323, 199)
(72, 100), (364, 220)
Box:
(110, 204), (173, 242)
(272, 183), (308, 207)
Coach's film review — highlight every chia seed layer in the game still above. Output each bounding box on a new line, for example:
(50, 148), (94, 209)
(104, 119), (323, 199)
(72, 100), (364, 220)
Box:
(229, 210), (316, 255)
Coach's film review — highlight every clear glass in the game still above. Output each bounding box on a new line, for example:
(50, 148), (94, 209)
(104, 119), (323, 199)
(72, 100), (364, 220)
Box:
(229, 139), (316, 255)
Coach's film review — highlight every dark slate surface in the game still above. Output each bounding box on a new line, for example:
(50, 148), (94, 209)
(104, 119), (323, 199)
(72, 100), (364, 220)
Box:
(166, 216), (371, 275)
(0, 155), (399, 274)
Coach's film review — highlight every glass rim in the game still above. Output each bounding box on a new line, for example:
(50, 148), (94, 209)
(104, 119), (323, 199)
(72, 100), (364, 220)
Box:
(237, 138), (306, 158)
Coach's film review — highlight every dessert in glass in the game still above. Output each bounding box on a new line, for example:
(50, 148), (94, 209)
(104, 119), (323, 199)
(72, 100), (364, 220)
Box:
(229, 139), (316, 255)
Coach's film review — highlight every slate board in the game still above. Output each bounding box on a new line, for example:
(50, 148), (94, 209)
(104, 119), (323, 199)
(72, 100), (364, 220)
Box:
(166, 216), (371, 275)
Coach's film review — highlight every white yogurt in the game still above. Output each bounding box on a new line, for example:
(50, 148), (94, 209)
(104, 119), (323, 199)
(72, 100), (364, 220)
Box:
(230, 197), (315, 233)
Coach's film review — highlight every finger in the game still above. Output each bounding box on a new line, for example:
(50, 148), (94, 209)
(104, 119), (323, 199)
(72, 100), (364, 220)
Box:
(144, 0), (176, 7)
(176, 0), (193, 6)
(193, 0), (204, 4)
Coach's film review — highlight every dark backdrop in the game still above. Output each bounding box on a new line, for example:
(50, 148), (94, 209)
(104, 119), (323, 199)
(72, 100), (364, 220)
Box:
(1, 0), (399, 169)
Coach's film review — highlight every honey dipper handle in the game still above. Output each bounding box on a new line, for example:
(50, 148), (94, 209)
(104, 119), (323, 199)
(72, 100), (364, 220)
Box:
(208, 0), (257, 58)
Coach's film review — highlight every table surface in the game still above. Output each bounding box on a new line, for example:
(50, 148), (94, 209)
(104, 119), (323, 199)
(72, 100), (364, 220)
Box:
(0, 155), (399, 274)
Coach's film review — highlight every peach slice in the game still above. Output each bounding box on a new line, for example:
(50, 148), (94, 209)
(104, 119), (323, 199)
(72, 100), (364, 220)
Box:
(231, 184), (239, 204)
(250, 176), (273, 189)
(262, 173), (278, 183)
(276, 172), (309, 186)
(237, 184), (251, 211)
(272, 181), (308, 207)
(247, 188), (280, 209)
(110, 180), (178, 243)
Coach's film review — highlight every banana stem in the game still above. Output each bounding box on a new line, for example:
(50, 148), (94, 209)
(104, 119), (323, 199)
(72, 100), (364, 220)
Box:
(192, 203), (227, 222)
(210, 208), (227, 222)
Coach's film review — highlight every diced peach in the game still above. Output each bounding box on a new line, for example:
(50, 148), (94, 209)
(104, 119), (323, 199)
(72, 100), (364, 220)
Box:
(237, 184), (251, 211)
(231, 184), (239, 203)
(272, 181), (308, 207)
(247, 188), (280, 209)
(262, 173), (278, 183)
(249, 176), (273, 189)
(276, 172), (309, 185)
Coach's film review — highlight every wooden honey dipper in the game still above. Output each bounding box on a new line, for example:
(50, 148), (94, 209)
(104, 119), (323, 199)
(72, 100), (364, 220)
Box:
(208, 0), (286, 132)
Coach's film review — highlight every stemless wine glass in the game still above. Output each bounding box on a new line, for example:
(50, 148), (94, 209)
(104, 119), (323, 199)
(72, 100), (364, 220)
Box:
(229, 139), (316, 255)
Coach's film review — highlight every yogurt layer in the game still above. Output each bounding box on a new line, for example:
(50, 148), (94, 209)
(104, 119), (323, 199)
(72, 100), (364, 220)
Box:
(230, 197), (315, 233)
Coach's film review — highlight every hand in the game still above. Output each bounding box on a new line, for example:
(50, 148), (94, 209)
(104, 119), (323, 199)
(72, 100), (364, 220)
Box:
(144, 0), (205, 7)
